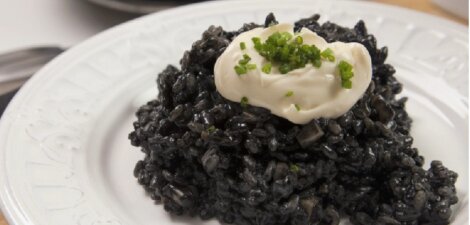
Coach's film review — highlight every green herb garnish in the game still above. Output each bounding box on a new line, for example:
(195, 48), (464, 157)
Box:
(246, 64), (257, 70)
(321, 48), (335, 62)
(239, 54), (251, 65)
(294, 104), (301, 111)
(285, 91), (294, 97)
(252, 37), (262, 50)
(279, 64), (292, 74)
(241, 96), (249, 107)
(342, 79), (352, 89)
(312, 58), (322, 68)
(338, 60), (354, 89)
(262, 63), (272, 74)
(290, 164), (300, 173)
(240, 42), (246, 50)
(207, 125), (216, 133)
(251, 32), (328, 74)
(234, 54), (256, 75)
(234, 65), (247, 75)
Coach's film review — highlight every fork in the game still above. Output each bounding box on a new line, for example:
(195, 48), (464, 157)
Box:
(0, 46), (65, 115)
(0, 46), (64, 83)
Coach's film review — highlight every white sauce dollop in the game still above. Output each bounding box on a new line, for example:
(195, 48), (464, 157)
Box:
(214, 24), (372, 124)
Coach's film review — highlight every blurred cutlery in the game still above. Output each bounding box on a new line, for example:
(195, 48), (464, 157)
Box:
(0, 46), (64, 84)
(0, 46), (65, 116)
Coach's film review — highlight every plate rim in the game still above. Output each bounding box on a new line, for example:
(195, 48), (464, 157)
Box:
(0, 0), (468, 224)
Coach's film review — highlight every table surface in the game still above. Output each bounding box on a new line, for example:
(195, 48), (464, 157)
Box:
(0, 0), (467, 224)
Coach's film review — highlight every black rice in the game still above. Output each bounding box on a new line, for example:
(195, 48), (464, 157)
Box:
(129, 14), (459, 225)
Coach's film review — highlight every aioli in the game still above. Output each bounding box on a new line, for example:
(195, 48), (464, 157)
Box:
(214, 24), (372, 124)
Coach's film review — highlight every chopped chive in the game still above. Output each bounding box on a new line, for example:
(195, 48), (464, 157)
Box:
(342, 79), (352, 89)
(240, 42), (246, 50)
(234, 65), (247, 75)
(252, 37), (261, 44)
(338, 60), (353, 71)
(246, 64), (257, 70)
(341, 70), (354, 80)
(321, 48), (335, 62)
(252, 37), (262, 50)
(280, 46), (290, 61)
(238, 60), (248, 65)
(285, 91), (294, 97)
(239, 54), (251, 65)
(235, 54), (255, 75)
(207, 125), (216, 133)
(281, 32), (293, 41)
(290, 164), (300, 173)
(312, 59), (322, 68)
(275, 32), (292, 45)
(262, 63), (272, 74)
(294, 104), (301, 111)
(251, 31), (336, 74)
(338, 60), (354, 89)
(279, 64), (291, 74)
(240, 96), (249, 107)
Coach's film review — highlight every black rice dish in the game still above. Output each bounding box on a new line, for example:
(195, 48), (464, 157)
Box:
(129, 14), (459, 225)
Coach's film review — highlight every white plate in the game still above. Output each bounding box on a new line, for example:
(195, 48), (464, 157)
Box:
(0, 0), (468, 224)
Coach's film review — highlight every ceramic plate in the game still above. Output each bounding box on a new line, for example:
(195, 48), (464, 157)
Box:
(0, 0), (468, 224)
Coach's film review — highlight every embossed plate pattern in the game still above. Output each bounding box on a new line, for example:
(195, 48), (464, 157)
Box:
(0, 1), (468, 225)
